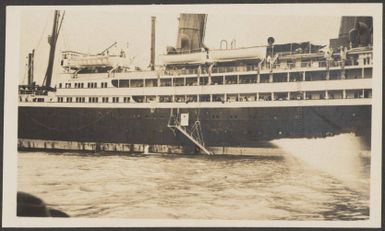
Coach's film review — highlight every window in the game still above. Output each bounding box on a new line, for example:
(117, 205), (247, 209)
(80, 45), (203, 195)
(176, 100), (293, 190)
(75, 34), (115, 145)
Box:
(88, 97), (99, 103)
(59, 83), (62, 88)
(112, 97), (119, 103)
(75, 97), (86, 103)
(66, 97), (72, 102)
(87, 82), (97, 88)
(123, 97), (130, 103)
(101, 82), (108, 88)
(102, 97), (109, 103)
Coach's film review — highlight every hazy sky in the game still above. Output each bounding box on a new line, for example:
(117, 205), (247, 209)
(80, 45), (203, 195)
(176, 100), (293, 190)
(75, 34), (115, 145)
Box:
(17, 5), (343, 85)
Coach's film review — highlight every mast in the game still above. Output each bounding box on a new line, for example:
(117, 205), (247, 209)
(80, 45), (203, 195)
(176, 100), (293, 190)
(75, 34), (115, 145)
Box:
(150, 16), (156, 71)
(43, 10), (64, 90)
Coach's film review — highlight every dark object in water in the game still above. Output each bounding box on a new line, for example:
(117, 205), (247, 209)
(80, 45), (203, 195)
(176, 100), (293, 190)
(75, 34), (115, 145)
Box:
(17, 191), (69, 217)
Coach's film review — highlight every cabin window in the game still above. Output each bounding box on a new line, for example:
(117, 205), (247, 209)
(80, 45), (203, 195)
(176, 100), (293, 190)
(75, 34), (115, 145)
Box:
(159, 95), (172, 102)
(112, 97), (119, 103)
(102, 97), (109, 103)
(226, 94), (238, 102)
(175, 95), (185, 102)
(289, 92), (303, 100)
(112, 80), (129, 88)
(239, 74), (257, 84)
(145, 96), (156, 102)
(59, 83), (62, 88)
(274, 92), (289, 101)
(364, 89), (372, 98)
(345, 69), (362, 79)
(87, 82), (97, 88)
(346, 90), (362, 99)
(305, 91), (325, 100)
(225, 75), (237, 84)
(173, 78), (185, 87)
(259, 93), (272, 101)
(160, 79), (172, 87)
(131, 79), (144, 88)
(66, 97), (72, 102)
(239, 93), (257, 102)
(76, 97), (85, 103)
(329, 70), (341, 80)
(272, 73), (287, 83)
(260, 74), (270, 83)
(289, 72), (302, 82)
(123, 97), (130, 103)
(199, 94), (210, 102)
(305, 71), (326, 81)
(186, 95), (197, 103)
(145, 79), (158, 87)
(212, 94), (225, 102)
(88, 97), (99, 103)
(328, 90), (343, 99)
(186, 77), (198, 86)
(132, 96), (144, 103)
(198, 77), (208, 85)
(211, 76), (223, 85)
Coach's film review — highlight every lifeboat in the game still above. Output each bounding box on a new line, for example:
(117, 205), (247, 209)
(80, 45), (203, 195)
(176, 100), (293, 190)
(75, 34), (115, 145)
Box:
(62, 55), (131, 69)
(159, 52), (207, 65)
(209, 46), (266, 61)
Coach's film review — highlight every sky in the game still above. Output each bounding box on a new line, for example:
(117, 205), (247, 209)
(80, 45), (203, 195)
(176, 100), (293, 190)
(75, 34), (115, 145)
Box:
(17, 5), (344, 85)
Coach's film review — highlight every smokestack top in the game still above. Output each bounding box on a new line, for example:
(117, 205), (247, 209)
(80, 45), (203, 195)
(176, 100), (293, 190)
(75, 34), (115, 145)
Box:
(175, 13), (207, 52)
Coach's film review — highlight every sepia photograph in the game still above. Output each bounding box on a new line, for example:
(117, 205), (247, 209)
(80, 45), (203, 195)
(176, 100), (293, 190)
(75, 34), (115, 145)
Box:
(2, 2), (382, 228)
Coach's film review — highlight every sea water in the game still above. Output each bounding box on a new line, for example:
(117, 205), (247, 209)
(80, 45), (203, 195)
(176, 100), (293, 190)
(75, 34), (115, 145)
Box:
(17, 134), (370, 220)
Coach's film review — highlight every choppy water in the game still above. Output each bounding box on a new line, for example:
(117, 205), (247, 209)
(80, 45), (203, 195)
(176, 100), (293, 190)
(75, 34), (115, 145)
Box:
(18, 147), (370, 220)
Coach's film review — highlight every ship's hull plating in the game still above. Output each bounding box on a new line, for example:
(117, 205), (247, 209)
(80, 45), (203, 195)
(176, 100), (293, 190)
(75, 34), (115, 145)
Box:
(18, 105), (371, 154)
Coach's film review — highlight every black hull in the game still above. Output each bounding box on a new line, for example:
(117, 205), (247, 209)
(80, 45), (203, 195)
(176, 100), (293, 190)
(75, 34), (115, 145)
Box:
(18, 105), (372, 153)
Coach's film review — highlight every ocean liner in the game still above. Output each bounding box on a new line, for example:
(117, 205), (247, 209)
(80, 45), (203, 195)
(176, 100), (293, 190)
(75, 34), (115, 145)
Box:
(18, 11), (373, 155)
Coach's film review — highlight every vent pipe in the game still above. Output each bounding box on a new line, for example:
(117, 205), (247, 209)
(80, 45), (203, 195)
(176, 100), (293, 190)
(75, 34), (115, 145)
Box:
(27, 49), (35, 86)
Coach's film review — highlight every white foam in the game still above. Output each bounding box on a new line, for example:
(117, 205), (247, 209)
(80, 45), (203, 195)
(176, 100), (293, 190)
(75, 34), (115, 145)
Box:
(272, 133), (370, 192)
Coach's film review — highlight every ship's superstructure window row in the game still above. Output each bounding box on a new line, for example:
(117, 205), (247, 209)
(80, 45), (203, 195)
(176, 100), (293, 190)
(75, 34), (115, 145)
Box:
(57, 67), (372, 90)
(44, 89), (371, 104)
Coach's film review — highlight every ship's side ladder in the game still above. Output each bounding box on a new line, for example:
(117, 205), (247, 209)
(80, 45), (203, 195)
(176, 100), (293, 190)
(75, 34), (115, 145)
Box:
(167, 108), (213, 155)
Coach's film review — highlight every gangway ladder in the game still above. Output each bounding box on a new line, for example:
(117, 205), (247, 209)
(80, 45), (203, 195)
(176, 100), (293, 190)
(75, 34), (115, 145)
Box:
(167, 109), (214, 155)
(296, 79), (305, 137)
